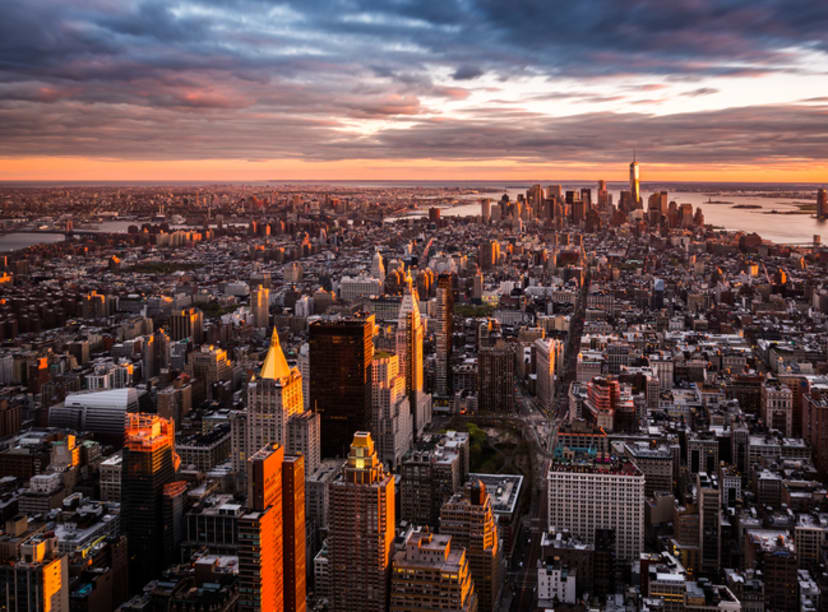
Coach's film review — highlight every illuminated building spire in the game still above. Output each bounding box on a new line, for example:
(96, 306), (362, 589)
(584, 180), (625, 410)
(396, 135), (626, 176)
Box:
(260, 326), (291, 380)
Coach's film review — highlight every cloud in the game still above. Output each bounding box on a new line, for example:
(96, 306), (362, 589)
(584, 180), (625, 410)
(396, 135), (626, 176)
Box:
(685, 87), (719, 96)
(1, 0), (827, 170)
(452, 65), (484, 80)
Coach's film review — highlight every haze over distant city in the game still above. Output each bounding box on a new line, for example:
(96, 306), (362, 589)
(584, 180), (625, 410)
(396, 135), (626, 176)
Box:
(2, 0), (828, 181)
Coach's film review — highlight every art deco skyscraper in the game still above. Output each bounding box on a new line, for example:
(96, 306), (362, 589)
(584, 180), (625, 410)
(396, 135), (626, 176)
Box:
(396, 273), (427, 436)
(440, 481), (501, 612)
(121, 413), (179, 593)
(310, 315), (375, 457)
(435, 274), (453, 397)
(240, 443), (284, 612)
(238, 328), (304, 468)
(396, 273), (424, 397)
(329, 432), (395, 612)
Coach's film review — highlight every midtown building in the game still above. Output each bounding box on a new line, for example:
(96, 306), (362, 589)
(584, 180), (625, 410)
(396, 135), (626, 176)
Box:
(477, 340), (514, 413)
(329, 432), (395, 612)
(390, 528), (478, 612)
(283, 454), (307, 612)
(310, 315), (375, 458)
(371, 351), (413, 470)
(0, 533), (69, 612)
(232, 327), (320, 477)
(440, 481), (501, 612)
(239, 443), (284, 612)
(400, 431), (470, 529)
(121, 413), (179, 592)
(435, 273), (453, 397)
(547, 448), (645, 562)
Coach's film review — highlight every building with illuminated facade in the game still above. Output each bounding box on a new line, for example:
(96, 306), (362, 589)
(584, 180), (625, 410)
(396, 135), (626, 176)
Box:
(282, 454), (306, 612)
(239, 443), (284, 612)
(329, 432), (395, 612)
(390, 528), (478, 612)
(439, 481), (501, 612)
(121, 413), (179, 593)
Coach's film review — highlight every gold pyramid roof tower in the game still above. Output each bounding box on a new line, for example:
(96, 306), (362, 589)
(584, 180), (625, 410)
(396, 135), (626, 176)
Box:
(259, 326), (291, 380)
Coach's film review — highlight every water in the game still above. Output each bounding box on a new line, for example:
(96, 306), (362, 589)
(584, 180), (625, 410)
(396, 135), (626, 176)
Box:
(0, 232), (65, 252)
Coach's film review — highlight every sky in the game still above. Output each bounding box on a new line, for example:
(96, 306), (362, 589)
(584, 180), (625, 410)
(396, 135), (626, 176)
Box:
(2, 0), (828, 181)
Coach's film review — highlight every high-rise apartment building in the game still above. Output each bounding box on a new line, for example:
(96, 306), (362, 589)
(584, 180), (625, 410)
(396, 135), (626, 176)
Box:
(547, 449), (645, 562)
(477, 340), (514, 413)
(390, 528), (478, 612)
(329, 432), (395, 612)
(435, 274), (454, 397)
(121, 413), (178, 592)
(0, 534), (69, 612)
(440, 481), (501, 612)
(400, 430), (469, 529)
(239, 443), (284, 612)
(310, 316), (375, 457)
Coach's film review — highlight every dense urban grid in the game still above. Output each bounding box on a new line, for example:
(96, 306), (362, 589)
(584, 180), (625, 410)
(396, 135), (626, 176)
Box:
(0, 162), (828, 612)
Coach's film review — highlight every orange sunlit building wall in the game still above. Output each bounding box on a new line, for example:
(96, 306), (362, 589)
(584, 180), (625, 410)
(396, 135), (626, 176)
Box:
(283, 454), (307, 612)
(240, 443), (284, 612)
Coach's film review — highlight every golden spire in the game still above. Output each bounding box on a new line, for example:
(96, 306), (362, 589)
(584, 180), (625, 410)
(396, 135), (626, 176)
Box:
(259, 326), (291, 380)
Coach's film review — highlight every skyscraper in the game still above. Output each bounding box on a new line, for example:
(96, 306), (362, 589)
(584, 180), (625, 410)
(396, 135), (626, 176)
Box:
(698, 472), (721, 576)
(244, 328), (303, 461)
(371, 352), (412, 469)
(310, 316), (375, 457)
(232, 327), (319, 477)
(817, 187), (827, 221)
(329, 432), (395, 612)
(435, 274), (453, 397)
(396, 273), (428, 437)
(282, 454), (307, 612)
(477, 340), (515, 413)
(629, 154), (641, 206)
(240, 443), (284, 612)
(440, 481), (501, 612)
(396, 274), (424, 397)
(121, 413), (178, 592)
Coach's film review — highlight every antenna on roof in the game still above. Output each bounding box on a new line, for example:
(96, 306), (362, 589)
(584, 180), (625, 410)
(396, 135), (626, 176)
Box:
(633, 147), (637, 163)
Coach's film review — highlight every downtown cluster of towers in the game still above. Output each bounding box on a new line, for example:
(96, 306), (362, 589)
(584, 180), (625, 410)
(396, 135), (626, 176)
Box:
(118, 271), (499, 612)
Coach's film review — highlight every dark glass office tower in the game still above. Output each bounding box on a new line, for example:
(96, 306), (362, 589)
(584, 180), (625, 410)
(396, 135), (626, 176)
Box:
(310, 315), (374, 457)
(121, 413), (177, 593)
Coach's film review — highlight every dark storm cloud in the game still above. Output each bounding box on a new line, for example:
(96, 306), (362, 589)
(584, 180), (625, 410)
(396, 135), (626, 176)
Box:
(1, 0), (828, 165)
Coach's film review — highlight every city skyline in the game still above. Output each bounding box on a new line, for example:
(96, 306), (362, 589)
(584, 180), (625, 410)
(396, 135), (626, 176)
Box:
(2, 1), (828, 181)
